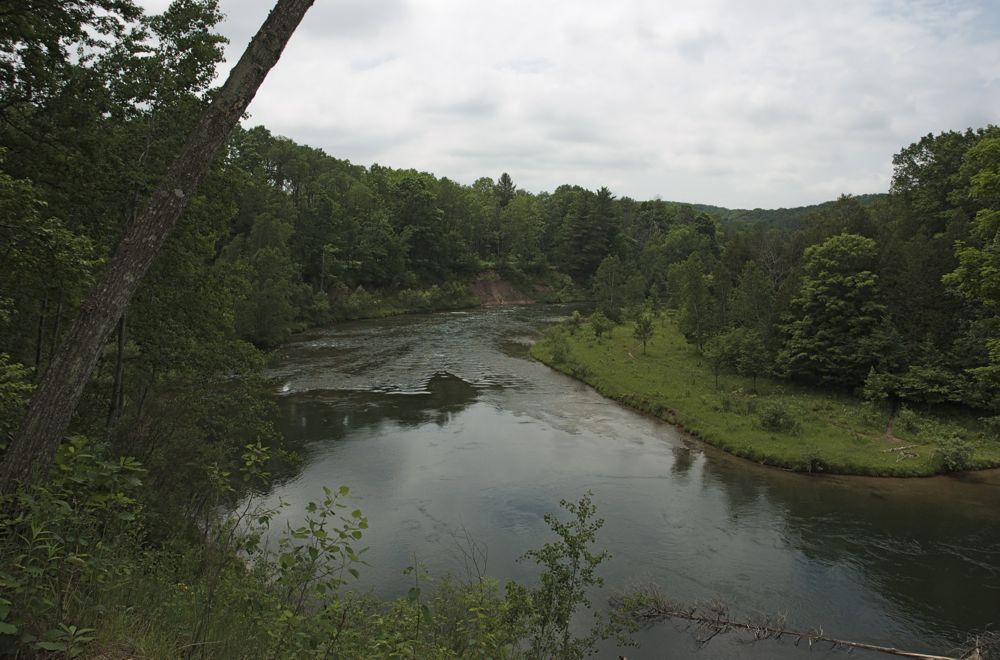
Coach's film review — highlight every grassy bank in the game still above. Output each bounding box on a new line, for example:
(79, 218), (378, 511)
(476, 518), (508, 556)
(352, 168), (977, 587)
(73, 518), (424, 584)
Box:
(530, 317), (1000, 476)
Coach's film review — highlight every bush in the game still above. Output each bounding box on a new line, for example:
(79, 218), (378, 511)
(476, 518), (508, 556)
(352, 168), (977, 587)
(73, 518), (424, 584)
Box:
(505, 492), (634, 659)
(0, 353), (33, 444)
(980, 416), (1000, 438)
(859, 401), (885, 428)
(800, 449), (827, 473)
(934, 435), (974, 473)
(0, 437), (145, 657)
(897, 406), (920, 433)
(590, 312), (613, 340)
(565, 310), (583, 335)
(757, 403), (801, 434)
(567, 360), (592, 379)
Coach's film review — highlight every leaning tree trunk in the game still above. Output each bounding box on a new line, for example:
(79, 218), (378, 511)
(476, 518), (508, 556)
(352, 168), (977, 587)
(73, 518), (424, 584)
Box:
(0, 0), (316, 493)
(107, 311), (127, 431)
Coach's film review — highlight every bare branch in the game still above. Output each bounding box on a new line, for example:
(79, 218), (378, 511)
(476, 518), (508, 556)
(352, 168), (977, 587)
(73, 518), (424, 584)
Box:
(610, 585), (969, 660)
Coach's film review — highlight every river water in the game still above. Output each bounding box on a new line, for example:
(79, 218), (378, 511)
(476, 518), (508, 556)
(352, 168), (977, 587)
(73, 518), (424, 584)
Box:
(263, 305), (1000, 658)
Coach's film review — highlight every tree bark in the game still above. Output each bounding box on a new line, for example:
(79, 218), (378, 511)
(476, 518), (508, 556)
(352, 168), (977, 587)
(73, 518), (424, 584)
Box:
(0, 0), (316, 493)
(33, 290), (49, 378)
(48, 290), (63, 365)
(107, 311), (127, 430)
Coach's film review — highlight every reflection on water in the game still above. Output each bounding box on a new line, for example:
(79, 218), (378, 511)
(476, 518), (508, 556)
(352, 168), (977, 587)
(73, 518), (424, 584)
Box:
(263, 306), (1000, 659)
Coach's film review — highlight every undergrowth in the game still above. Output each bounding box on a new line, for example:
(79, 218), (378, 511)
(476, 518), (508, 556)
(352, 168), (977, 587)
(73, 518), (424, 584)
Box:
(0, 439), (633, 658)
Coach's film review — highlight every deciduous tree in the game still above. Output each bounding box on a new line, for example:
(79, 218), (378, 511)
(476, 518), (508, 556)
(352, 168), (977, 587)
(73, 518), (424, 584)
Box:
(0, 0), (316, 492)
(779, 234), (891, 388)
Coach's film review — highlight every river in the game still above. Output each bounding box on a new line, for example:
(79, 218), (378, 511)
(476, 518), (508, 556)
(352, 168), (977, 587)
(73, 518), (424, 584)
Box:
(263, 305), (1000, 658)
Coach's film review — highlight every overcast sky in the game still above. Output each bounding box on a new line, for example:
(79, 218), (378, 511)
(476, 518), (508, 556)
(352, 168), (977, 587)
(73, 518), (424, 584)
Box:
(137, 0), (1000, 209)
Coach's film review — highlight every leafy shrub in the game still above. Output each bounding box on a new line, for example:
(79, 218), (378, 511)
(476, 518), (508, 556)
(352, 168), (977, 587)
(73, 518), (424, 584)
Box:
(0, 437), (144, 657)
(505, 492), (634, 659)
(934, 435), (974, 473)
(395, 287), (432, 310)
(859, 401), (885, 428)
(800, 449), (827, 473)
(979, 416), (1000, 438)
(0, 353), (33, 444)
(757, 403), (801, 434)
(567, 360), (592, 379)
(590, 312), (613, 339)
(545, 328), (570, 364)
(339, 285), (381, 317)
(897, 406), (920, 433)
(565, 310), (583, 335)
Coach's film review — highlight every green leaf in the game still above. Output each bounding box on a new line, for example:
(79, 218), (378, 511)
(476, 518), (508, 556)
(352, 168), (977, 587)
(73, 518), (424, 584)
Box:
(35, 641), (68, 651)
(0, 622), (16, 635)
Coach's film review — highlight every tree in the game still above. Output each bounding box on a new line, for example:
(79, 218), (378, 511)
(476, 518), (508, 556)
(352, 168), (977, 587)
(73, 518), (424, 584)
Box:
(565, 310), (583, 336)
(730, 328), (768, 393)
(555, 187), (615, 281)
(891, 128), (985, 226)
(670, 254), (715, 349)
(632, 314), (654, 355)
(502, 194), (545, 271)
(0, 166), (99, 370)
(590, 311), (613, 340)
(943, 133), (1000, 408)
(0, 0), (141, 111)
(495, 172), (516, 208)
(779, 234), (891, 388)
(1, 0), (317, 492)
(731, 260), (777, 347)
(390, 172), (450, 281)
(593, 255), (625, 321)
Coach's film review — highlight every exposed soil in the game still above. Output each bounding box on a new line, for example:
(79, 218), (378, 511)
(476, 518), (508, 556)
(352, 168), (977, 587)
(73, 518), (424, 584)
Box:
(471, 271), (534, 305)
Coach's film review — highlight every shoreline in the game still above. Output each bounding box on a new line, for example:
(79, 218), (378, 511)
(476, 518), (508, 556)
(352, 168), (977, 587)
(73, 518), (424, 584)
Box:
(530, 319), (1000, 478)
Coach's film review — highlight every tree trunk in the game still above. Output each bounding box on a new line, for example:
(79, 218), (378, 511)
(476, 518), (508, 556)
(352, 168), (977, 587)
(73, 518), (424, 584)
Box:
(48, 290), (63, 365)
(33, 290), (49, 378)
(0, 0), (316, 493)
(107, 311), (127, 430)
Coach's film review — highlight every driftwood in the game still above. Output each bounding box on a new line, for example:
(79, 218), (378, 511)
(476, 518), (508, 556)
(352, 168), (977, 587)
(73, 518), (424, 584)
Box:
(610, 587), (992, 660)
(884, 444), (920, 462)
(885, 445), (919, 453)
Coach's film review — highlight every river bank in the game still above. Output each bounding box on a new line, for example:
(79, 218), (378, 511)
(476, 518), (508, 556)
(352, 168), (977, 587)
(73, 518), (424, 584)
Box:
(530, 316), (1000, 477)
(325, 270), (585, 321)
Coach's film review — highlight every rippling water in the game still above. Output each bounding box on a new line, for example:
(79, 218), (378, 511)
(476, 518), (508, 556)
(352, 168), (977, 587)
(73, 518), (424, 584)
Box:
(262, 305), (1000, 659)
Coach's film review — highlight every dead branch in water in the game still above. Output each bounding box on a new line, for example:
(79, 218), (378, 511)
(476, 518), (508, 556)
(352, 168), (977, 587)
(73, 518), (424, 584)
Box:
(610, 585), (990, 660)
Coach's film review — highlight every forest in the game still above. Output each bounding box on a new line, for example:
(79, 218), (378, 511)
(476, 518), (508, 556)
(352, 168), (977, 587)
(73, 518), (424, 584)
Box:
(1, 0), (999, 657)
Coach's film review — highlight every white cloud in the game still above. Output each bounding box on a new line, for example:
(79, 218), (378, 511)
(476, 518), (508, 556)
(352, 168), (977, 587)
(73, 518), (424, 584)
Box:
(137, 0), (1000, 208)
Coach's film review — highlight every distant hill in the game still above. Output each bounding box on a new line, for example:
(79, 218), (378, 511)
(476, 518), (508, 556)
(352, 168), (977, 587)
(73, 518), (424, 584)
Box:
(668, 193), (887, 228)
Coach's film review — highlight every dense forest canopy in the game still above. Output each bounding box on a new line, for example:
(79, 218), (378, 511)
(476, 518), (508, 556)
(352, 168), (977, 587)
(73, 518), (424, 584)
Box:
(1, 0), (999, 656)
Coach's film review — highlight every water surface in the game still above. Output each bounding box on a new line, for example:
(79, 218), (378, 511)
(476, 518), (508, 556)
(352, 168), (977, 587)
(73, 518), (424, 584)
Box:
(264, 306), (1000, 658)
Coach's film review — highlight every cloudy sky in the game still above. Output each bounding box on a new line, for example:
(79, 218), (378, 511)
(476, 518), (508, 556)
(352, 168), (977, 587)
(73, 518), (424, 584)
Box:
(138, 0), (1000, 208)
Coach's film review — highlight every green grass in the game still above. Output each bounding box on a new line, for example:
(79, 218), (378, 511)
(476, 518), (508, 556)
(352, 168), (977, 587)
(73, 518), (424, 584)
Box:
(531, 318), (1000, 477)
